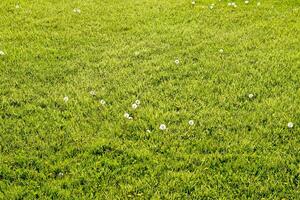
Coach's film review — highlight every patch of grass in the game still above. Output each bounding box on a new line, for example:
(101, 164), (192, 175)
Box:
(0, 0), (300, 199)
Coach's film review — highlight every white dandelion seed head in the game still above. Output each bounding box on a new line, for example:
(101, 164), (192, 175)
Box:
(245, 1), (249, 4)
(100, 99), (106, 105)
(73, 8), (81, 13)
(0, 50), (5, 56)
(135, 100), (141, 105)
(175, 59), (180, 65)
(63, 96), (69, 102)
(90, 90), (96, 96)
(248, 93), (254, 99)
(58, 172), (64, 177)
(191, 1), (196, 5)
(219, 49), (224, 53)
(159, 124), (167, 130)
(287, 122), (294, 128)
(132, 103), (138, 110)
(188, 120), (195, 126)
(124, 112), (130, 118)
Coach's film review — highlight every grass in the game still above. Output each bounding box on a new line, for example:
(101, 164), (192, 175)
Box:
(0, 0), (300, 199)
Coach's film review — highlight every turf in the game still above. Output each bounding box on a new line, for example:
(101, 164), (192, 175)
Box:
(0, 0), (300, 199)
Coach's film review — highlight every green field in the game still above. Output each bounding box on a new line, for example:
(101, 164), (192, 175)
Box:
(0, 0), (300, 199)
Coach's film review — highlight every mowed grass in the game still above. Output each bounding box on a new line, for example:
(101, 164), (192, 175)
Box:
(0, 0), (300, 199)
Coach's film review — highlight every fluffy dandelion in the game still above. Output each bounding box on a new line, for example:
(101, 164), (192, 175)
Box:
(73, 8), (81, 13)
(245, 0), (249, 4)
(229, 2), (237, 7)
(0, 50), (5, 56)
(58, 172), (64, 177)
(287, 122), (294, 128)
(175, 59), (180, 65)
(135, 99), (141, 105)
(219, 49), (224, 53)
(100, 99), (106, 105)
(90, 90), (96, 96)
(124, 112), (130, 119)
(191, 1), (196, 5)
(188, 120), (195, 126)
(63, 96), (69, 102)
(132, 103), (138, 110)
(159, 124), (167, 131)
(248, 93), (254, 99)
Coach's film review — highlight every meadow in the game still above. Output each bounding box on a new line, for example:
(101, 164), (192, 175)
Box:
(0, 0), (300, 199)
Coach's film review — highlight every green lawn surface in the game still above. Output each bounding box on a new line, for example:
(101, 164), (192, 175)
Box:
(0, 0), (300, 199)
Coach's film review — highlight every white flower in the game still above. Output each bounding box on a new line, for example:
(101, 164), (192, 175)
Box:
(175, 59), (180, 65)
(73, 8), (81, 13)
(146, 129), (151, 133)
(124, 112), (130, 118)
(128, 116), (133, 120)
(159, 124), (167, 130)
(58, 172), (64, 177)
(219, 49), (224, 53)
(248, 93), (254, 99)
(287, 122), (294, 128)
(188, 120), (195, 126)
(0, 50), (5, 56)
(135, 100), (141, 105)
(245, 0), (249, 4)
(191, 1), (195, 5)
(257, 2), (261, 6)
(90, 90), (96, 96)
(63, 96), (69, 102)
(100, 99), (106, 105)
(132, 103), (138, 110)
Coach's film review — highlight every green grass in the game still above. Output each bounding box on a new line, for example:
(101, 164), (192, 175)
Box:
(0, 0), (300, 199)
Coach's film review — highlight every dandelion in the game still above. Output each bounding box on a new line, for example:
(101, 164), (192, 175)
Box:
(100, 99), (106, 105)
(248, 93), (254, 99)
(0, 50), (5, 56)
(132, 103), (138, 110)
(124, 112), (130, 119)
(257, 2), (261, 6)
(191, 1), (196, 5)
(146, 129), (151, 133)
(90, 90), (96, 96)
(58, 172), (64, 177)
(245, 0), (249, 4)
(135, 99), (141, 105)
(73, 8), (81, 13)
(287, 122), (294, 128)
(219, 49), (224, 53)
(128, 116), (133, 120)
(188, 120), (195, 126)
(175, 59), (180, 65)
(63, 96), (69, 102)
(159, 124), (167, 131)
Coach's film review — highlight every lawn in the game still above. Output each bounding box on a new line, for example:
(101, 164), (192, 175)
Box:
(0, 0), (300, 199)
